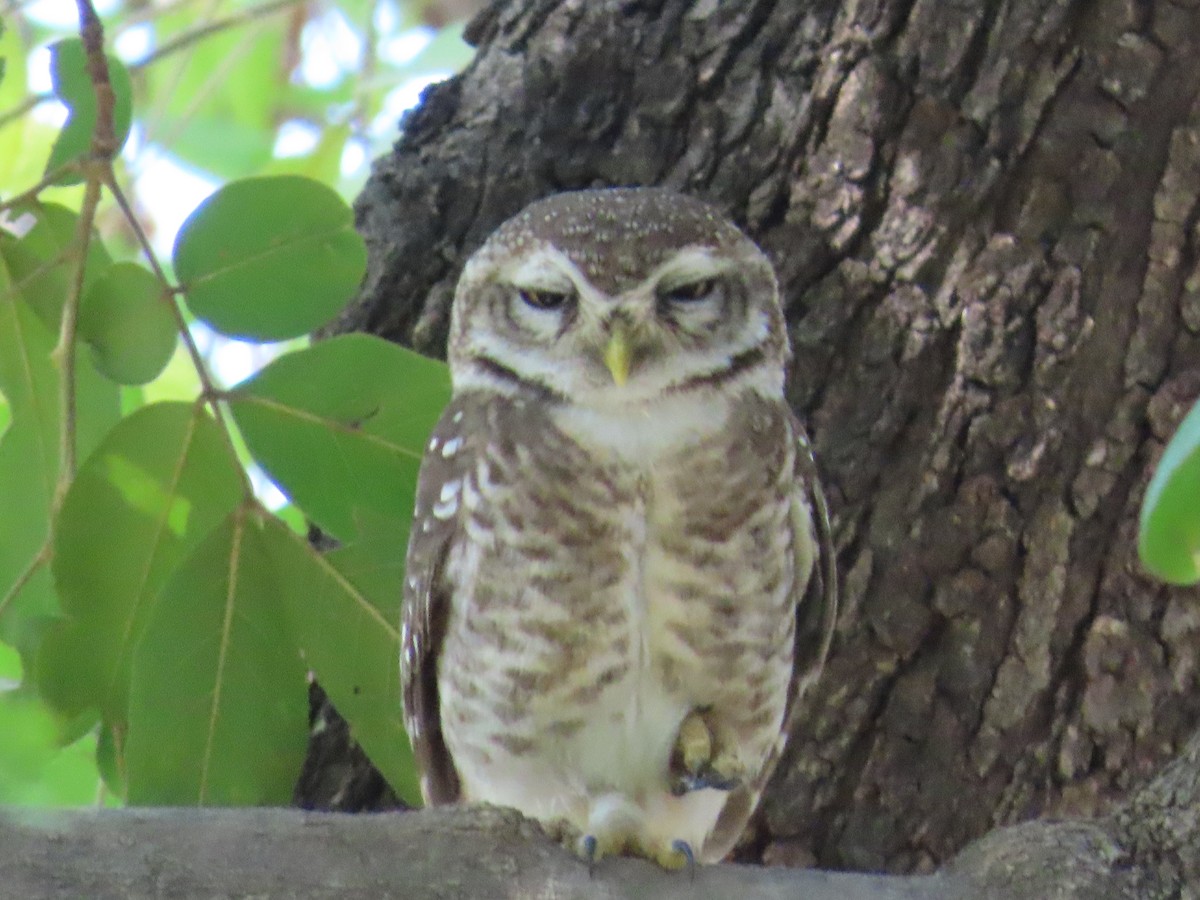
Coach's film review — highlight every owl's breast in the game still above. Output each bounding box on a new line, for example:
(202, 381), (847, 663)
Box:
(438, 390), (796, 810)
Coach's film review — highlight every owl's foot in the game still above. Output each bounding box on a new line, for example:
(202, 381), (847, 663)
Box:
(578, 829), (631, 873)
(674, 708), (712, 776)
(542, 818), (622, 874)
(630, 836), (696, 878)
(545, 798), (645, 874)
(673, 839), (697, 876)
(580, 830), (696, 876)
(670, 708), (746, 795)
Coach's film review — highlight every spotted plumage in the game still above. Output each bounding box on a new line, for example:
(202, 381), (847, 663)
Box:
(401, 188), (836, 865)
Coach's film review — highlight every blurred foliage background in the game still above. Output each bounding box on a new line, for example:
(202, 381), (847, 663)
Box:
(0, 0), (479, 808)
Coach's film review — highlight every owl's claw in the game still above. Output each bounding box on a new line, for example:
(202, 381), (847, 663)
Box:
(544, 819), (614, 875)
(631, 835), (696, 873)
(544, 817), (630, 875)
(582, 834), (599, 876)
(544, 802), (699, 875)
(671, 769), (739, 794)
(672, 839), (697, 881)
(577, 829), (635, 875)
(543, 817), (591, 870)
(670, 708), (745, 795)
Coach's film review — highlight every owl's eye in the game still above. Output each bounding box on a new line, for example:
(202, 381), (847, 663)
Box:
(518, 288), (573, 311)
(661, 278), (718, 304)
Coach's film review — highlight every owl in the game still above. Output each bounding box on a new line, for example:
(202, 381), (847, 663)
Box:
(401, 187), (837, 868)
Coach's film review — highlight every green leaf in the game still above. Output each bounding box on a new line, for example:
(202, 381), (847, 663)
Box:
(0, 690), (104, 805)
(79, 263), (178, 385)
(0, 247), (119, 670)
(37, 402), (244, 724)
(0, 261), (58, 613)
(0, 20), (30, 187)
(173, 175), (366, 341)
(264, 513), (420, 804)
(280, 81), (357, 121)
(141, 9), (284, 179)
(0, 640), (17, 681)
(44, 38), (134, 184)
(1, 202), (113, 333)
(1139, 399), (1200, 584)
(126, 506), (308, 805)
(95, 722), (124, 797)
(139, 342), (204, 406)
(227, 334), (450, 541)
(154, 114), (275, 182)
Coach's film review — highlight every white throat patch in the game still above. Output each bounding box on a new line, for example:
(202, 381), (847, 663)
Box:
(551, 389), (732, 462)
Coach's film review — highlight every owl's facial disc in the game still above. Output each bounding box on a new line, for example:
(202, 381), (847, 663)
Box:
(454, 234), (782, 405)
(589, 250), (735, 387)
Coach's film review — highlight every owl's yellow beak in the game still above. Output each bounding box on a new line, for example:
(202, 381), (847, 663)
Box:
(603, 326), (632, 386)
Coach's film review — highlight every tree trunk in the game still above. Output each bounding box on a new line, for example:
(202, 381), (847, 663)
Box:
(313, 0), (1200, 883)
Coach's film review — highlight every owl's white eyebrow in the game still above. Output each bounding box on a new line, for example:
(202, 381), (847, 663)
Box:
(502, 247), (583, 291)
(651, 247), (733, 290)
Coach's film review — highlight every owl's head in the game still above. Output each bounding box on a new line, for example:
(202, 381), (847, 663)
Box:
(447, 188), (788, 406)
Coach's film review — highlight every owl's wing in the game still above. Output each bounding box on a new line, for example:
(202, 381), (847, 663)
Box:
(705, 411), (838, 860)
(784, 415), (839, 709)
(400, 398), (472, 806)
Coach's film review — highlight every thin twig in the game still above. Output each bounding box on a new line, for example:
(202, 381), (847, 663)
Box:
(0, 94), (48, 134)
(76, 0), (251, 493)
(0, 544), (49, 620)
(75, 0), (117, 160)
(103, 173), (253, 493)
(0, 0), (303, 139)
(42, 0), (117, 508)
(129, 0), (305, 72)
(4, 247), (79, 309)
(108, 0), (206, 33)
(0, 161), (83, 214)
(141, 17), (269, 157)
(102, 176), (215, 401)
(51, 174), (102, 497)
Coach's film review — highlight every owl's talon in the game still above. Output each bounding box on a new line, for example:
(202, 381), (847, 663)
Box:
(670, 769), (739, 794)
(573, 826), (631, 873)
(670, 709), (746, 795)
(638, 836), (695, 871)
(544, 817), (600, 873)
(672, 839), (697, 881)
(582, 834), (599, 876)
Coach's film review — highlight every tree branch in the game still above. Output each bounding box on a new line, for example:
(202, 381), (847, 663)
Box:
(6, 722), (1198, 900)
(0, 805), (967, 899)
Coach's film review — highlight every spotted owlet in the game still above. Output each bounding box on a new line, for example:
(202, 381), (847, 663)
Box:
(401, 187), (837, 868)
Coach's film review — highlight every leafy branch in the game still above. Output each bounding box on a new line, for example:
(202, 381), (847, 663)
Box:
(0, 1), (446, 808)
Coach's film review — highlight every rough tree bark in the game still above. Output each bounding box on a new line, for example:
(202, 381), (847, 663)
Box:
(298, 0), (1200, 891)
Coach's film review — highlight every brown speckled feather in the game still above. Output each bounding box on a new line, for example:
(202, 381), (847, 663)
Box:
(702, 412), (838, 860)
(401, 393), (838, 843)
(400, 396), (482, 805)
